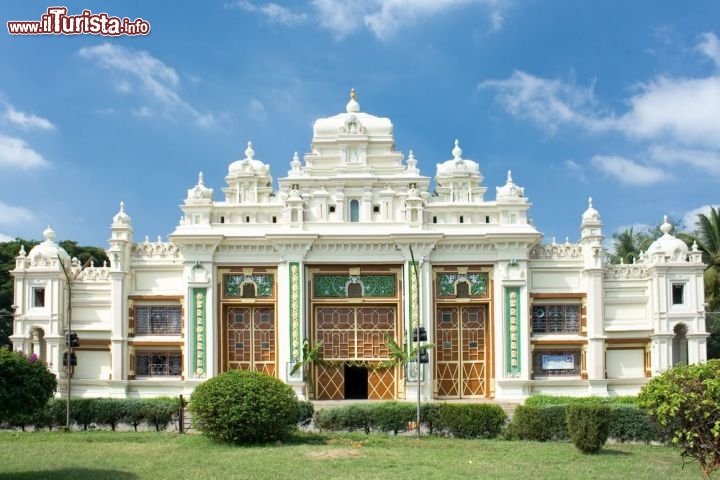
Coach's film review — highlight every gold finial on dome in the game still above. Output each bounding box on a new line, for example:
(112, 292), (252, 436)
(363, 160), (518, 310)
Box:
(346, 88), (360, 113)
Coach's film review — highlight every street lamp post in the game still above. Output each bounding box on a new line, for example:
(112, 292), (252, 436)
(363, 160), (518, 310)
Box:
(58, 255), (90, 431)
(408, 246), (427, 439)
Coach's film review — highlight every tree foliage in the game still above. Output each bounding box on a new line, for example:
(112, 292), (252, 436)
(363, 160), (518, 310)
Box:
(0, 348), (57, 423)
(608, 216), (686, 265)
(638, 360), (720, 479)
(682, 207), (720, 358)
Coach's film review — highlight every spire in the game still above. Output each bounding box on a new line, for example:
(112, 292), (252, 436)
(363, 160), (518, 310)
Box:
(452, 139), (463, 160)
(291, 151), (301, 170)
(198, 171), (205, 185)
(245, 141), (255, 160)
(346, 88), (360, 113)
(660, 214), (672, 235)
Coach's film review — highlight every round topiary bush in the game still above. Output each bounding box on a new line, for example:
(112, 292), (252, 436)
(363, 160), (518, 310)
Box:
(566, 404), (610, 454)
(190, 370), (300, 444)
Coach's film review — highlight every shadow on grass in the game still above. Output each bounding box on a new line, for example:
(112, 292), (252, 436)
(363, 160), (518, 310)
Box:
(286, 431), (329, 445)
(593, 448), (632, 456)
(0, 469), (136, 479)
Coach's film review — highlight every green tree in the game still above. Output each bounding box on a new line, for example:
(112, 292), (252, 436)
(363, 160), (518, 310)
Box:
(609, 217), (687, 265)
(638, 360), (720, 479)
(609, 227), (654, 264)
(683, 207), (720, 358)
(0, 347), (57, 423)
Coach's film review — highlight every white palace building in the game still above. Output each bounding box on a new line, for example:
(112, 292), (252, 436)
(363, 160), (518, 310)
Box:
(10, 91), (709, 401)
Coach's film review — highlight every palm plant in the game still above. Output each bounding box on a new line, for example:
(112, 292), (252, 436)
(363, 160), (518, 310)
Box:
(290, 340), (323, 398)
(684, 206), (720, 358)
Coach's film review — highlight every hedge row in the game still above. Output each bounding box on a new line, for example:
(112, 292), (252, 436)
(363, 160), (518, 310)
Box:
(523, 394), (638, 407)
(315, 402), (507, 438)
(1, 397), (181, 432)
(504, 404), (662, 443)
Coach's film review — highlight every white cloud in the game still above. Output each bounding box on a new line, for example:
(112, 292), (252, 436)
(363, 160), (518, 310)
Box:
(649, 145), (720, 176)
(0, 135), (49, 169)
(682, 204), (720, 232)
(312, 0), (506, 40)
(0, 202), (36, 227)
(248, 99), (268, 122)
(0, 233), (13, 242)
(697, 32), (720, 69)
(481, 33), (720, 181)
(619, 76), (720, 149)
(79, 43), (215, 127)
(133, 106), (153, 117)
(232, 1), (308, 25)
(478, 71), (610, 133)
(590, 155), (670, 185)
(563, 159), (585, 180)
(3, 105), (55, 131)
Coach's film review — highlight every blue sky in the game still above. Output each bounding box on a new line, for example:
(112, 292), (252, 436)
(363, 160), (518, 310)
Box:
(1, 1), (719, 248)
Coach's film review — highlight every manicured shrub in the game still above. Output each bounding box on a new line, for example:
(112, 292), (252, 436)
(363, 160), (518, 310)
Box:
(190, 370), (299, 444)
(420, 403), (442, 435)
(297, 400), (314, 426)
(341, 404), (373, 433)
(122, 399), (146, 432)
(142, 397), (179, 432)
(94, 398), (125, 431)
(638, 360), (720, 478)
(504, 405), (568, 441)
(607, 405), (661, 443)
(436, 403), (507, 439)
(524, 394), (637, 407)
(371, 402), (416, 435)
(315, 407), (344, 431)
(0, 348), (57, 424)
(566, 404), (610, 454)
(70, 398), (98, 430)
(30, 399), (66, 430)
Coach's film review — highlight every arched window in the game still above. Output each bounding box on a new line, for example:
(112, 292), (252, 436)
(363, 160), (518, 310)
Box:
(456, 281), (470, 298)
(349, 199), (360, 222)
(242, 283), (257, 299)
(672, 323), (688, 366)
(347, 282), (363, 298)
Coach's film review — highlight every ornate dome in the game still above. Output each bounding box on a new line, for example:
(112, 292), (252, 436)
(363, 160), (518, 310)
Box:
(436, 139), (480, 176)
(648, 216), (689, 259)
(185, 172), (213, 204)
(28, 226), (70, 265)
(112, 201), (132, 226)
(582, 197), (600, 223)
(228, 142), (271, 177)
(496, 170), (525, 200)
(312, 89), (393, 139)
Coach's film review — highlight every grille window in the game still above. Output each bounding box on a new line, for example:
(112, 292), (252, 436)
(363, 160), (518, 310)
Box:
(135, 306), (182, 335)
(532, 304), (580, 333)
(135, 351), (182, 376)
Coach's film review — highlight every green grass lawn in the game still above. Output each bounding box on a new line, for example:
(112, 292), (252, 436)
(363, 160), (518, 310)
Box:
(0, 431), (700, 480)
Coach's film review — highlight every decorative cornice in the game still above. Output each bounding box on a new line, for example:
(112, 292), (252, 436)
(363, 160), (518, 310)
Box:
(530, 243), (583, 259)
(603, 264), (649, 279)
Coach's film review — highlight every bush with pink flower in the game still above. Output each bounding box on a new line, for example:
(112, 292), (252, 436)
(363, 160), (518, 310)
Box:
(0, 347), (57, 425)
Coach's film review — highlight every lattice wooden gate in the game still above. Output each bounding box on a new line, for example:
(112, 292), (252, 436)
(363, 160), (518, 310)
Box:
(313, 306), (396, 400)
(223, 306), (276, 376)
(435, 305), (488, 398)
